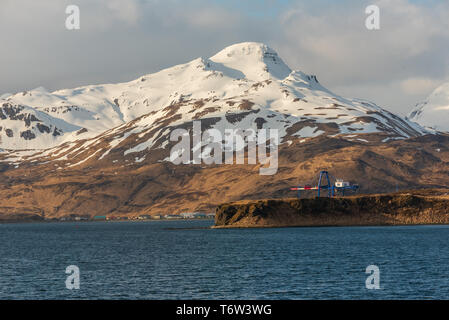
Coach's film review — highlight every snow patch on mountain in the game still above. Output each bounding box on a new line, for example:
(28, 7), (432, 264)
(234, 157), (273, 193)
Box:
(409, 82), (449, 132)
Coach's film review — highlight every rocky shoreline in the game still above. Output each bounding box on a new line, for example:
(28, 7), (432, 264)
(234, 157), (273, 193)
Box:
(213, 191), (449, 228)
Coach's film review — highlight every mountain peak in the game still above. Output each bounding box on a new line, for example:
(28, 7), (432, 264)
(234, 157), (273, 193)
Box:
(209, 42), (292, 81)
(211, 42), (275, 57)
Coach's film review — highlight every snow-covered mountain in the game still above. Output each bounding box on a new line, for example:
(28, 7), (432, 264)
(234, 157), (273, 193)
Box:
(3, 42), (449, 220)
(409, 82), (449, 132)
(0, 42), (428, 165)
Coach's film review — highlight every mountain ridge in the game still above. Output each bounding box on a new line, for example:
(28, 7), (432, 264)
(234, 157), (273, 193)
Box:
(0, 42), (428, 167)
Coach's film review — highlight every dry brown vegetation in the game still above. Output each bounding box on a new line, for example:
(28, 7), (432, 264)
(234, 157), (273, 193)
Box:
(0, 133), (449, 222)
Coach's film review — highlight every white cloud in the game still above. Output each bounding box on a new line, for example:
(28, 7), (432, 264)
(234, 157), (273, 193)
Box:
(272, 0), (449, 113)
(0, 0), (448, 115)
(277, 0), (449, 80)
(400, 78), (444, 95)
(104, 0), (141, 25)
(183, 7), (240, 29)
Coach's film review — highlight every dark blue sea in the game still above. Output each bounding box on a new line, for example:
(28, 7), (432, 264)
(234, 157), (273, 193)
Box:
(1, 220), (449, 299)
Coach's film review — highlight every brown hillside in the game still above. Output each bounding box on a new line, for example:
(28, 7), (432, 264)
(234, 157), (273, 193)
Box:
(0, 134), (449, 221)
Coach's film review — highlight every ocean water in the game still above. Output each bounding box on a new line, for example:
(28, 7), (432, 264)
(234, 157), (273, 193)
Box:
(1, 220), (449, 300)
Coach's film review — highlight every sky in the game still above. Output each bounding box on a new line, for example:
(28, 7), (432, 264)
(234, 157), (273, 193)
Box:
(1, 0), (448, 115)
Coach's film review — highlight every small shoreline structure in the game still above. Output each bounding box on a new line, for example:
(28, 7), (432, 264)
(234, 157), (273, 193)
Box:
(290, 170), (359, 198)
(0, 212), (215, 224)
(213, 190), (449, 228)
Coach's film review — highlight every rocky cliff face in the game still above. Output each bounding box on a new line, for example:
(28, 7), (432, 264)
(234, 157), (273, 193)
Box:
(214, 191), (449, 228)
